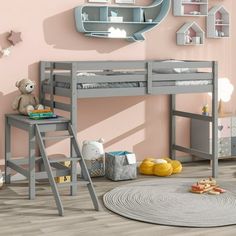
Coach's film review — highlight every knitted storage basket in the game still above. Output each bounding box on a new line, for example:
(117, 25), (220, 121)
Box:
(84, 157), (105, 177)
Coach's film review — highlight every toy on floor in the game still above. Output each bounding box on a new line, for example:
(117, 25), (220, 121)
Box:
(12, 78), (44, 115)
(55, 161), (71, 183)
(82, 138), (105, 177)
(190, 177), (226, 195)
(139, 157), (182, 177)
(202, 104), (209, 116)
(29, 109), (56, 120)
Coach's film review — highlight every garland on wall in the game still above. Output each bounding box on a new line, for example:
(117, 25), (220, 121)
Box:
(0, 31), (22, 57)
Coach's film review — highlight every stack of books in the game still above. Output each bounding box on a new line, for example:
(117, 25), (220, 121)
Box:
(29, 109), (56, 120)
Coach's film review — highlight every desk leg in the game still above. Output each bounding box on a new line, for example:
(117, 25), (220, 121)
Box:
(29, 126), (36, 200)
(5, 117), (11, 184)
(71, 159), (78, 196)
(38, 132), (45, 172)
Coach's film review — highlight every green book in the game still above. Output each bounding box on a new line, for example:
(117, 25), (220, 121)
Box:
(29, 112), (55, 120)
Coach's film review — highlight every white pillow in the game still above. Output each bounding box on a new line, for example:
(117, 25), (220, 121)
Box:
(154, 60), (198, 74)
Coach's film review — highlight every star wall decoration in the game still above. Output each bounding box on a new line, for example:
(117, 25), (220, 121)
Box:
(0, 30), (22, 58)
(1, 47), (12, 57)
(8, 31), (22, 45)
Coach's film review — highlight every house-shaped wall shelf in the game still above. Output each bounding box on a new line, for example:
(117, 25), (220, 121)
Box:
(177, 22), (205, 45)
(173, 0), (208, 17)
(74, 0), (171, 42)
(207, 5), (230, 38)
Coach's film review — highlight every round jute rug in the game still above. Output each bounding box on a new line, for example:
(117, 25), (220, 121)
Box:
(103, 178), (236, 227)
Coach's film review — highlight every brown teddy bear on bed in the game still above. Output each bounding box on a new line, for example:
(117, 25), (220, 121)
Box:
(12, 78), (44, 115)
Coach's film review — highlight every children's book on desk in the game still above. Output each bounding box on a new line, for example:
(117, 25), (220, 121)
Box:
(29, 109), (57, 120)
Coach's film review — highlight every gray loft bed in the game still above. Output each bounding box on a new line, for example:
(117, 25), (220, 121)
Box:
(39, 60), (218, 177)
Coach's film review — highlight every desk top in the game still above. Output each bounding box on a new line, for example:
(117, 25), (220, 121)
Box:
(6, 114), (70, 125)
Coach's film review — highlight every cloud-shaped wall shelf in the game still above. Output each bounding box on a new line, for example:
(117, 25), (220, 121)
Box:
(74, 0), (171, 42)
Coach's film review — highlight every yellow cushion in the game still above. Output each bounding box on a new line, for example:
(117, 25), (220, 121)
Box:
(171, 160), (182, 174)
(163, 157), (172, 163)
(139, 160), (155, 175)
(153, 162), (173, 177)
(143, 158), (156, 163)
(154, 159), (168, 164)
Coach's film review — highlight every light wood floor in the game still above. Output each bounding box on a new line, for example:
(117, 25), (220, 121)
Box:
(1, 160), (236, 236)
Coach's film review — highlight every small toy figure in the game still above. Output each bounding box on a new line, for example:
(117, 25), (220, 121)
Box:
(82, 12), (89, 21)
(202, 104), (209, 116)
(185, 30), (192, 44)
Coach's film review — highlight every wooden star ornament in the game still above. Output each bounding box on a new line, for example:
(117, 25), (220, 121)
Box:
(2, 47), (12, 57)
(8, 31), (22, 46)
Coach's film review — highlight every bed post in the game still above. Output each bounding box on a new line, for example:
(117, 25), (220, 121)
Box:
(212, 61), (218, 178)
(39, 61), (47, 106)
(70, 62), (78, 196)
(71, 62), (78, 134)
(170, 95), (176, 160)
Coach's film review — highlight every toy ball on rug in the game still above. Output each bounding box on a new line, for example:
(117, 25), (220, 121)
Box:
(139, 158), (183, 177)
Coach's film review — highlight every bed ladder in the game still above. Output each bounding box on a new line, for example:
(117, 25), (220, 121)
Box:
(35, 122), (100, 216)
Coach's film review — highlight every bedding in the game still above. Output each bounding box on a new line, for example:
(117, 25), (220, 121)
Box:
(44, 63), (210, 90)
(46, 80), (211, 90)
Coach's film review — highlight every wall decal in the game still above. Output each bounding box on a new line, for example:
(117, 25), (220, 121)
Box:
(8, 31), (22, 45)
(0, 31), (22, 58)
(1, 47), (12, 57)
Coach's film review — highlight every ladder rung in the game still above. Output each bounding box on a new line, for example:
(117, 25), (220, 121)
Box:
(49, 157), (81, 163)
(42, 135), (73, 141)
(57, 180), (90, 187)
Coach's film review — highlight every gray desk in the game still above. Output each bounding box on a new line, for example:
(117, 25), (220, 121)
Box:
(4, 114), (100, 216)
(5, 114), (72, 200)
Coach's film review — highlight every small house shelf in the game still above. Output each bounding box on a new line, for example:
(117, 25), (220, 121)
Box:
(177, 22), (205, 45)
(207, 5), (230, 38)
(173, 0), (208, 17)
(74, 0), (171, 42)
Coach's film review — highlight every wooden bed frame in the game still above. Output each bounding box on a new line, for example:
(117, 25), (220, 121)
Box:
(40, 60), (218, 177)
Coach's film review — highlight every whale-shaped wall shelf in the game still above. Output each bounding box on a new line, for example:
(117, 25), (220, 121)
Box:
(74, 0), (171, 42)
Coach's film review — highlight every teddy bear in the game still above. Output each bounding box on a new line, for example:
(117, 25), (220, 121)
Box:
(82, 138), (105, 177)
(82, 138), (105, 160)
(12, 78), (44, 115)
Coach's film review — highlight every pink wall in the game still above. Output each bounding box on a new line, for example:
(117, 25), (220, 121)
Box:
(0, 0), (235, 164)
